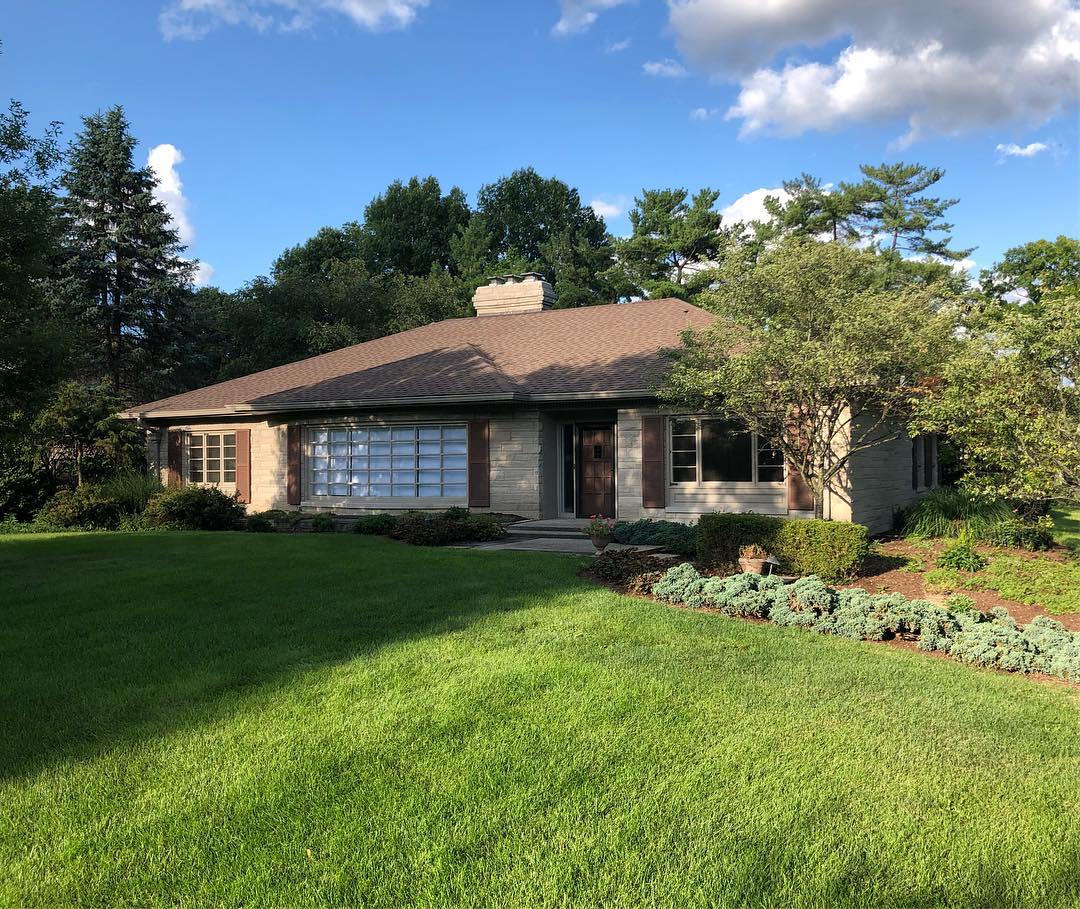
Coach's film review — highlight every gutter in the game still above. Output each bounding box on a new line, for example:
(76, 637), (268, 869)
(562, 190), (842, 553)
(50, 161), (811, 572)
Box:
(119, 388), (660, 420)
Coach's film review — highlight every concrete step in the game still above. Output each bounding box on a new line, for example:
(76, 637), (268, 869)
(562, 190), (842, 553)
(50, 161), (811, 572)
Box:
(505, 526), (587, 540)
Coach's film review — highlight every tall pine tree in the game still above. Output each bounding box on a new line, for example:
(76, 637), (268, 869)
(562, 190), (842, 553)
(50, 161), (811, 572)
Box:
(60, 106), (194, 401)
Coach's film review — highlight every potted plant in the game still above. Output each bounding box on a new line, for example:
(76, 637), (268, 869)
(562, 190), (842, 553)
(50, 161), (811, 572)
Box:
(584, 516), (616, 552)
(738, 543), (771, 574)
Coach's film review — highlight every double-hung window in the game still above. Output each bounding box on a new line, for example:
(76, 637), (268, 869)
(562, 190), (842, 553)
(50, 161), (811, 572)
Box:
(309, 424), (468, 499)
(670, 417), (784, 485)
(189, 432), (236, 484)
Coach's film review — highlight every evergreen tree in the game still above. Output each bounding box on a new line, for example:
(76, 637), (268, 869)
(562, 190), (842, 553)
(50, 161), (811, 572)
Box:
(59, 106), (195, 401)
(609, 188), (728, 300)
(761, 173), (866, 243)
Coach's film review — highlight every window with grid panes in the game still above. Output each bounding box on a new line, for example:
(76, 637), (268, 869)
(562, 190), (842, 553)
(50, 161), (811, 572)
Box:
(669, 418), (785, 485)
(309, 425), (468, 498)
(188, 432), (236, 484)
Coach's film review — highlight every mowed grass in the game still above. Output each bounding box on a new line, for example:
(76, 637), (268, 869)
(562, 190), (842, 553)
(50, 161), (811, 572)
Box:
(1, 534), (1078, 908)
(1053, 505), (1080, 553)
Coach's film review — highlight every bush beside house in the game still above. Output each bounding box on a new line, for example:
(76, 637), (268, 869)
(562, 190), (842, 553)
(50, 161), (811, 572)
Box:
(697, 513), (870, 582)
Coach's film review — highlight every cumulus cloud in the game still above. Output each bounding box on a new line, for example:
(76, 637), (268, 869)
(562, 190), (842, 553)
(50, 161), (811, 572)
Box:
(552, 0), (630, 36)
(720, 186), (791, 224)
(996, 141), (1050, 158)
(689, 106), (719, 120)
(160, 0), (428, 39)
(148, 143), (213, 285)
(606, 38), (631, 53)
(590, 195), (631, 219)
(643, 58), (689, 78)
(665, 0), (1080, 143)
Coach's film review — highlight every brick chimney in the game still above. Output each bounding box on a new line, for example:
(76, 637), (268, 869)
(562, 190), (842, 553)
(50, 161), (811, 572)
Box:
(472, 273), (555, 316)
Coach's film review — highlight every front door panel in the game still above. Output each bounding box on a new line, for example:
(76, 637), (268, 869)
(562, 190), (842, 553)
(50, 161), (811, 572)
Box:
(578, 425), (615, 518)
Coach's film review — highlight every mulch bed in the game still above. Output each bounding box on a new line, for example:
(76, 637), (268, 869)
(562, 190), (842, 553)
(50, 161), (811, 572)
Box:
(851, 538), (1080, 631)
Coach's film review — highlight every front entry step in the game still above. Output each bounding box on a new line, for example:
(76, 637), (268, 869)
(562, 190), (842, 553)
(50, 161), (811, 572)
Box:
(504, 518), (597, 540)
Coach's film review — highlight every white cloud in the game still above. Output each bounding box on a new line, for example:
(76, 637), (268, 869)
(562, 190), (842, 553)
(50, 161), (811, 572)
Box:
(664, 0), (1080, 143)
(689, 106), (719, 120)
(606, 38), (631, 53)
(643, 58), (689, 78)
(148, 143), (214, 285)
(552, 0), (630, 36)
(193, 261), (216, 286)
(148, 144), (195, 246)
(160, 0), (428, 39)
(996, 141), (1050, 158)
(720, 186), (791, 224)
(590, 195), (631, 219)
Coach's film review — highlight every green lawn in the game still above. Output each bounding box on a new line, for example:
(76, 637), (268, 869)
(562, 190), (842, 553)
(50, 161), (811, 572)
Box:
(1053, 505), (1080, 552)
(1, 534), (1078, 908)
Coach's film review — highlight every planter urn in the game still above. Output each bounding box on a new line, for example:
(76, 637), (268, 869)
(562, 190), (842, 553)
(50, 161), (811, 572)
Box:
(590, 535), (611, 552)
(738, 557), (769, 574)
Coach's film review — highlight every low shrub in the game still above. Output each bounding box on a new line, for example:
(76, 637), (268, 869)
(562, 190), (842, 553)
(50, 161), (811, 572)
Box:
(310, 513), (337, 533)
(144, 486), (245, 531)
(117, 514), (159, 533)
(352, 513), (400, 535)
(389, 509), (506, 546)
(37, 486), (123, 530)
(902, 487), (1013, 539)
(943, 594), (976, 613)
(611, 519), (697, 556)
(697, 513), (869, 582)
(937, 533), (988, 572)
(648, 564), (1080, 683)
(245, 513), (277, 533)
(980, 517), (1055, 551)
(96, 471), (164, 515)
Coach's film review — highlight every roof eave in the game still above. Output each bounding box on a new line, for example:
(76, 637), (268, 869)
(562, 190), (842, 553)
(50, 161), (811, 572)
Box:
(120, 388), (661, 421)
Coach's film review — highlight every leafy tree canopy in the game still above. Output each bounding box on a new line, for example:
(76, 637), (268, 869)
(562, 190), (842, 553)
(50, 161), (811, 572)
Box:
(665, 237), (961, 517)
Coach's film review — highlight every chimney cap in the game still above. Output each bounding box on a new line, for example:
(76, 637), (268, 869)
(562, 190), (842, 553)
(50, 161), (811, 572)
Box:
(473, 273), (555, 316)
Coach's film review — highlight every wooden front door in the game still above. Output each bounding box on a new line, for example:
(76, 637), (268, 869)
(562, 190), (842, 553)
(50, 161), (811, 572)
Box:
(578, 424), (615, 518)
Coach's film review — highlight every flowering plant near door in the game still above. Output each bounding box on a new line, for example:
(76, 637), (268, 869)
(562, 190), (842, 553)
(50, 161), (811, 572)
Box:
(584, 516), (616, 551)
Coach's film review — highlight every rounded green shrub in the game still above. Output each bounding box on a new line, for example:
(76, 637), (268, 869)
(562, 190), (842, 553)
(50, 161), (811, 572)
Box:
(144, 486), (245, 531)
(310, 513), (337, 533)
(612, 519), (697, 556)
(245, 513), (277, 533)
(37, 487), (122, 530)
(352, 513), (400, 535)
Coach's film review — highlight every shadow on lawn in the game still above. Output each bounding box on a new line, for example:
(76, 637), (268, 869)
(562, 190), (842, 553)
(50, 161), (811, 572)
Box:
(0, 533), (583, 782)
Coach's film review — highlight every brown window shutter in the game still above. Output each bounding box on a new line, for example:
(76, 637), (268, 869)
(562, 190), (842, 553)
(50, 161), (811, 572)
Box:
(641, 416), (666, 509)
(786, 465), (814, 512)
(235, 429), (251, 504)
(923, 435), (935, 489)
(467, 420), (490, 508)
(286, 425), (302, 506)
(167, 431), (183, 488)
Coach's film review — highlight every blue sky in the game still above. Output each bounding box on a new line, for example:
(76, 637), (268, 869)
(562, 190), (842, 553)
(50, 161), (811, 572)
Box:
(4, 0), (1078, 290)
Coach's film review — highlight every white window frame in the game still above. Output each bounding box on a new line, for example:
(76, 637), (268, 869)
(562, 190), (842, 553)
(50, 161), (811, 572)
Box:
(306, 423), (468, 502)
(188, 431), (236, 485)
(668, 416), (785, 487)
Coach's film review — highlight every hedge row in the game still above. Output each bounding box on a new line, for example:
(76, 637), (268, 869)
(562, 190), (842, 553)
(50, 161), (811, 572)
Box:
(651, 564), (1080, 683)
(696, 513), (869, 582)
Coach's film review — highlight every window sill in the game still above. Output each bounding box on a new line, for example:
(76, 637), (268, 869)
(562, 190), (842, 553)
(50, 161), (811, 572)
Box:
(301, 497), (468, 510)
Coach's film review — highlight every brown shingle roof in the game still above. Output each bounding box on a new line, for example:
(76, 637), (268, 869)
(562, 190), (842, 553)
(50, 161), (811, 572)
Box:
(124, 298), (715, 417)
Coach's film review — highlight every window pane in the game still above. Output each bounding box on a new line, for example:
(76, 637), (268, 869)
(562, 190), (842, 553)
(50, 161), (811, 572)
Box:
(672, 467), (696, 482)
(311, 430), (328, 443)
(313, 443), (329, 457)
(418, 470), (442, 484)
(331, 429), (348, 442)
(369, 457), (391, 470)
(672, 450), (696, 467)
(370, 471), (391, 484)
(331, 442), (348, 455)
(330, 457), (348, 469)
(207, 466), (220, 483)
(392, 471), (416, 484)
(701, 419), (753, 482)
(443, 425), (467, 440)
(758, 466), (784, 483)
(313, 483), (329, 496)
(330, 484), (349, 496)
(370, 442), (391, 456)
(350, 428), (369, 442)
(757, 441), (784, 483)
(418, 485), (442, 497)
(392, 456), (416, 468)
(443, 441), (467, 455)
(351, 483), (369, 497)
(444, 484), (466, 497)
(371, 484), (391, 496)
(419, 455), (442, 469)
(443, 455), (466, 469)
(392, 484), (415, 496)
(671, 419), (697, 437)
(418, 442), (442, 455)
(312, 470), (329, 483)
(350, 471), (367, 484)
(391, 427), (414, 440)
(223, 432), (236, 447)
(443, 469), (466, 484)
(190, 463), (203, 482)
(370, 428), (391, 441)
(224, 469), (236, 483)
(350, 442), (368, 456)
(312, 457), (328, 470)
(418, 426), (442, 440)
(331, 470), (349, 483)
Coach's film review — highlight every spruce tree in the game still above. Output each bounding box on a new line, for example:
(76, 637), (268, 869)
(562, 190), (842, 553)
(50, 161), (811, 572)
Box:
(60, 106), (194, 401)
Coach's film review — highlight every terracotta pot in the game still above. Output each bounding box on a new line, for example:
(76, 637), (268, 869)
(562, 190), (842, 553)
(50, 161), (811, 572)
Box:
(590, 535), (611, 552)
(738, 557), (768, 574)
